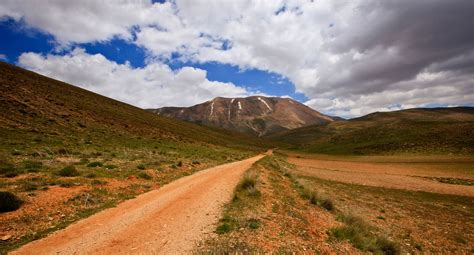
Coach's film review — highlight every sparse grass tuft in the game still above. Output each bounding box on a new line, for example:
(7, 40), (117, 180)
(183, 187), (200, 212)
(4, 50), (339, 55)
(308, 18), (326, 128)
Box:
(329, 214), (399, 254)
(0, 191), (23, 212)
(57, 165), (79, 177)
(247, 218), (260, 229)
(320, 198), (334, 211)
(23, 160), (42, 172)
(87, 161), (103, 168)
(238, 174), (257, 190)
(1, 161), (21, 177)
(237, 173), (260, 197)
(104, 164), (117, 169)
(216, 223), (232, 234)
(138, 172), (152, 180)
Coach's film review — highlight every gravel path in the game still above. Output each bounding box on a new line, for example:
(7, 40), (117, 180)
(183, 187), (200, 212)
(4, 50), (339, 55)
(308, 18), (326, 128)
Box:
(11, 154), (265, 254)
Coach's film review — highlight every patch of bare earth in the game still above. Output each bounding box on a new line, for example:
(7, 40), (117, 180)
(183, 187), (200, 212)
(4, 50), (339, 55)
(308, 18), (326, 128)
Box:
(288, 154), (474, 253)
(298, 176), (474, 253)
(289, 156), (474, 196)
(0, 176), (146, 248)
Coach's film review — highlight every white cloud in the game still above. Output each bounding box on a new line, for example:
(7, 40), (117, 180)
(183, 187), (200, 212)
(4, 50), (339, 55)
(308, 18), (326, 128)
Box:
(0, 0), (171, 45)
(0, 54), (7, 61)
(18, 48), (249, 108)
(3, 0), (474, 117)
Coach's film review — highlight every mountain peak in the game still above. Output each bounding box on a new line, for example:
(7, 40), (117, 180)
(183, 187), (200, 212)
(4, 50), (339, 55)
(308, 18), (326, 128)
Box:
(149, 96), (334, 136)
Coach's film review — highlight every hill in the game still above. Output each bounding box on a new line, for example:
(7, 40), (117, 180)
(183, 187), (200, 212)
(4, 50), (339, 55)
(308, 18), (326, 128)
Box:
(270, 107), (474, 155)
(0, 62), (276, 252)
(148, 96), (334, 136)
(0, 62), (273, 154)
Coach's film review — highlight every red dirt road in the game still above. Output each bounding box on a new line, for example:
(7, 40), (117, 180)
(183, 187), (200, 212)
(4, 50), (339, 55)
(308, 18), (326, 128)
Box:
(11, 154), (266, 254)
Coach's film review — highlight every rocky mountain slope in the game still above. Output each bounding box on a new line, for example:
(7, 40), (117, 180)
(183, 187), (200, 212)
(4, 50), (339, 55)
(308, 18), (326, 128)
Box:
(149, 96), (334, 136)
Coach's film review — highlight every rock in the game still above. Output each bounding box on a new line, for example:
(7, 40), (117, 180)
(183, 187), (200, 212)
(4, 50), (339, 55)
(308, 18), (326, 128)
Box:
(1, 234), (12, 241)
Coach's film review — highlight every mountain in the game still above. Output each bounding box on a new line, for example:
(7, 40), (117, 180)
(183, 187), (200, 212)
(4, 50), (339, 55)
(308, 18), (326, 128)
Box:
(0, 62), (273, 155)
(270, 107), (474, 155)
(148, 96), (335, 136)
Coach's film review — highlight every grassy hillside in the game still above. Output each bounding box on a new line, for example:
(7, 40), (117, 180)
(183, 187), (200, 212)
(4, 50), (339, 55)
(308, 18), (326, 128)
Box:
(0, 62), (272, 253)
(270, 107), (474, 155)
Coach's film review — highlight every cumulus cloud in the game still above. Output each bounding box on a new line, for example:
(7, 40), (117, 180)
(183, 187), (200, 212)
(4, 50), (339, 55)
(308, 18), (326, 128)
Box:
(3, 0), (474, 117)
(0, 0), (171, 45)
(18, 48), (249, 108)
(0, 54), (7, 61)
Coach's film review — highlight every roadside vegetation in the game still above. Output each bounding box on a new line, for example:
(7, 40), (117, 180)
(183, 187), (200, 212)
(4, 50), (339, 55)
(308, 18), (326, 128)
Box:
(295, 172), (474, 254)
(197, 155), (393, 253)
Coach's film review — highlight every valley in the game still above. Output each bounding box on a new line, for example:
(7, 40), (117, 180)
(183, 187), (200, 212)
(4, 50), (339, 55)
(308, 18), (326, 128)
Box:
(1, 62), (473, 254)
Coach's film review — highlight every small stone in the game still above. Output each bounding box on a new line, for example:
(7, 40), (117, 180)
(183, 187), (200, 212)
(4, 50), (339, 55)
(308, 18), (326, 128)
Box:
(1, 235), (12, 241)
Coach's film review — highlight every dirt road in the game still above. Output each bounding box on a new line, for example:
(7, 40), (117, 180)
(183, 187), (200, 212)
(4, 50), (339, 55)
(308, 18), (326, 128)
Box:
(11, 154), (266, 254)
(289, 156), (474, 197)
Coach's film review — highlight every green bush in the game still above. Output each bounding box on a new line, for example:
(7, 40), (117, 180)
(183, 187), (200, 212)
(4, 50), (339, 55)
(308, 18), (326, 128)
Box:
(137, 164), (146, 170)
(85, 173), (97, 178)
(1, 162), (20, 177)
(104, 164), (117, 169)
(216, 223), (232, 234)
(247, 218), (260, 229)
(0, 191), (23, 212)
(330, 214), (399, 254)
(138, 172), (152, 180)
(57, 165), (79, 177)
(23, 160), (42, 172)
(87, 161), (103, 168)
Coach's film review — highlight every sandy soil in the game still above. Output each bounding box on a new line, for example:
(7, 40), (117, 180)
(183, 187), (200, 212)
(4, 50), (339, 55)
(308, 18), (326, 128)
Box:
(11, 154), (265, 254)
(289, 157), (474, 197)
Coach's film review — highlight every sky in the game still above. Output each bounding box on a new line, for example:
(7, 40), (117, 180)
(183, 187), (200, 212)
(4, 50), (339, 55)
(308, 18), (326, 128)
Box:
(1, 0), (473, 118)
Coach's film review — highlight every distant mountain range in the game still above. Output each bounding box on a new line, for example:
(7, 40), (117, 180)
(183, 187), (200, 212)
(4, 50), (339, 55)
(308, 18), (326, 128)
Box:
(148, 96), (335, 136)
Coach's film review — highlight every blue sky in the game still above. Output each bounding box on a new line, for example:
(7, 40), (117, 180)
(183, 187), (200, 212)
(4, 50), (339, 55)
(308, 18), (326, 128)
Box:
(0, 17), (308, 103)
(1, 1), (473, 118)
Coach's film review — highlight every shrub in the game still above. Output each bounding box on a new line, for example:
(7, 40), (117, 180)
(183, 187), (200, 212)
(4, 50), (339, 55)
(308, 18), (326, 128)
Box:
(59, 181), (75, 188)
(78, 158), (90, 165)
(238, 174), (256, 190)
(247, 218), (260, 229)
(87, 161), (103, 168)
(0, 191), (23, 212)
(177, 161), (183, 167)
(85, 173), (97, 178)
(1, 162), (22, 177)
(91, 179), (107, 186)
(216, 223), (232, 234)
(138, 172), (152, 180)
(321, 198), (334, 211)
(23, 160), (42, 172)
(57, 165), (79, 177)
(0, 162), (15, 175)
(137, 164), (146, 170)
(104, 164), (117, 169)
(330, 214), (399, 254)
(21, 181), (38, 191)
(57, 148), (69, 155)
